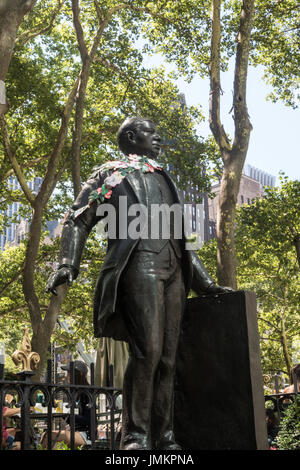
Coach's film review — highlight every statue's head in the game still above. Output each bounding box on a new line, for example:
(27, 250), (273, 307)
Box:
(117, 116), (161, 159)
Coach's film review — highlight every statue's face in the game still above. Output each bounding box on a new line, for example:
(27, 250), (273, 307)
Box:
(128, 120), (161, 158)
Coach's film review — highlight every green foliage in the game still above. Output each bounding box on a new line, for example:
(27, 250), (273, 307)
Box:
(276, 395), (300, 450)
(0, 1), (214, 370)
(236, 177), (300, 374)
(0, 225), (111, 366)
(197, 177), (300, 375)
(251, 0), (300, 108)
(125, 0), (299, 107)
(55, 441), (71, 450)
(0, 0), (298, 371)
(0, 1), (217, 226)
(55, 232), (107, 352)
(237, 175), (300, 267)
(0, 244), (29, 372)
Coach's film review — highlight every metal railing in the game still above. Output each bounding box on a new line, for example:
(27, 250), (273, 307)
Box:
(0, 360), (122, 450)
(264, 371), (300, 424)
(1, 358), (299, 451)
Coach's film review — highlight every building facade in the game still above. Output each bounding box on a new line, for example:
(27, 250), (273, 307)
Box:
(207, 165), (276, 240)
(0, 175), (59, 251)
(243, 164), (276, 189)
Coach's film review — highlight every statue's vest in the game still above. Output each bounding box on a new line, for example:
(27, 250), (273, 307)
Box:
(137, 170), (182, 258)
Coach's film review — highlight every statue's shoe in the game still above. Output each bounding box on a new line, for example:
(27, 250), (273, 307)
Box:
(121, 434), (151, 450)
(123, 441), (151, 450)
(156, 440), (182, 450)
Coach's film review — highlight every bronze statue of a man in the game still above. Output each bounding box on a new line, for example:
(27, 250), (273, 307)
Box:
(46, 117), (231, 450)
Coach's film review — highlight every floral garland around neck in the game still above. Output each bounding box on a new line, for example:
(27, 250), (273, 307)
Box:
(88, 154), (163, 205)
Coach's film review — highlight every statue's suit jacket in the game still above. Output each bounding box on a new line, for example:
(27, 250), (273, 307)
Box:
(59, 165), (214, 343)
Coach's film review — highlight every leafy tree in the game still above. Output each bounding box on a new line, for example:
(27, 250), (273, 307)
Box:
(276, 395), (300, 450)
(251, 0), (300, 109)
(124, 0), (299, 287)
(0, 0), (38, 114)
(238, 176), (300, 269)
(196, 178), (300, 376)
(201, 0), (298, 288)
(1, 1), (298, 376)
(236, 177), (300, 374)
(0, 232), (106, 372)
(0, 1), (212, 378)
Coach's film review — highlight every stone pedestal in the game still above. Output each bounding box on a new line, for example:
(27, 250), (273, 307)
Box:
(174, 291), (268, 450)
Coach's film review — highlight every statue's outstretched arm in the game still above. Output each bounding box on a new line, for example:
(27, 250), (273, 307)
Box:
(46, 174), (103, 295)
(190, 251), (233, 295)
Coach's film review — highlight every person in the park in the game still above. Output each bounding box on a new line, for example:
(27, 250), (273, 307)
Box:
(46, 117), (231, 450)
(40, 360), (95, 449)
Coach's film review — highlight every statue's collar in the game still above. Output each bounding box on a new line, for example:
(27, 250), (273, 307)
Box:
(89, 154), (163, 205)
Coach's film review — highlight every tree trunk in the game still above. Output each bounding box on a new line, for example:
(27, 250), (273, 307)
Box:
(22, 3), (117, 374)
(31, 284), (68, 381)
(22, 193), (69, 381)
(3, 1), (126, 378)
(216, 152), (244, 288)
(0, 0), (37, 114)
(280, 317), (292, 376)
(209, 0), (254, 288)
(70, 0), (113, 198)
(293, 234), (300, 268)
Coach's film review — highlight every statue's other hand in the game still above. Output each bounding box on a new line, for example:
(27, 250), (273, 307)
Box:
(205, 283), (234, 295)
(45, 267), (74, 296)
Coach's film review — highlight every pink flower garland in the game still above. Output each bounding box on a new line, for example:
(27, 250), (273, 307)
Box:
(88, 154), (162, 205)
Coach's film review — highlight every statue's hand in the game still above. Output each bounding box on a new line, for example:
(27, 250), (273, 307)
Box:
(45, 266), (74, 296)
(205, 283), (234, 295)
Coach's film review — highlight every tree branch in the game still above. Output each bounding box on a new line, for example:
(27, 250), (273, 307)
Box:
(50, 152), (70, 194)
(93, 0), (103, 22)
(293, 233), (300, 267)
(0, 304), (28, 318)
(232, 0), (255, 153)
(36, 74), (80, 207)
(71, 0), (88, 62)
(0, 153), (52, 184)
(95, 56), (135, 85)
(70, 6), (127, 198)
(258, 317), (281, 333)
(0, 266), (24, 296)
(22, 75), (80, 326)
(16, 0), (65, 46)
(0, 0), (37, 16)
(209, 0), (231, 153)
(0, 0), (37, 114)
(0, 115), (35, 205)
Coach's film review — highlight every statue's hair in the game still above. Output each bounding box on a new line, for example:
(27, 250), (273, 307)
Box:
(117, 116), (152, 155)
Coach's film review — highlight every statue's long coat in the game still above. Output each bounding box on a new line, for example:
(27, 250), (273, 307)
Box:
(59, 166), (214, 342)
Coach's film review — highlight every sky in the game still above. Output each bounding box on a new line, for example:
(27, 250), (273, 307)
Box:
(143, 55), (300, 184)
(177, 65), (300, 184)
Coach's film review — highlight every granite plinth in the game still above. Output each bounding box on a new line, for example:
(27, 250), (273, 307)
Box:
(174, 291), (268, 450)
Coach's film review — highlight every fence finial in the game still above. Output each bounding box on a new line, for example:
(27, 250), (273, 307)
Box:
(12, 326), (40, 372)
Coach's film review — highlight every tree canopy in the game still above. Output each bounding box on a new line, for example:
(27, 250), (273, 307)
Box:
(0, 0), (299, 375)
(0, 0), (214, 375)
(197, 177), (300, 376)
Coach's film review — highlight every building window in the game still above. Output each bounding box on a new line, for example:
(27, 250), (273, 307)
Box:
(241, 195), (244, 204)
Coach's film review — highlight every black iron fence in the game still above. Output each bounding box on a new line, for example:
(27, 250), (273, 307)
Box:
(263, 371), (299, 448)
(1, 361), (299, 451)
(264, 371), (299, 421)
(0, 360), (122, 450)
